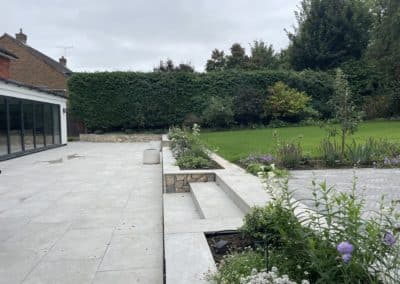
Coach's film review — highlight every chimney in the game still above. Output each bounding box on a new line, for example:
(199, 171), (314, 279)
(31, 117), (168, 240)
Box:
(15, 29), (27, 44)
(59, 56), (67, 66)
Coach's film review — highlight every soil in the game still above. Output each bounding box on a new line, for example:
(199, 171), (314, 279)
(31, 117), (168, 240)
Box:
(206, 231), (253, 264)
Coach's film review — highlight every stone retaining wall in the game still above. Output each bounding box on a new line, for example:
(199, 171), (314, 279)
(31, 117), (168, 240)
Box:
(80, 133), (161, 143)
(164, 173), (215, 193)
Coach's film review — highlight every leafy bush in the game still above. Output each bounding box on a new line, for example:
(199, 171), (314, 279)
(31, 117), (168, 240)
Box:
(175, 154), (212, 169)
(241, 203), (302, 245)
(201, 96), (234, 128)
(169, 125), (214, 169)
(210, 249), (266, 284)
(233, 87), (264, 125)
(68, 70), (334, 130)
(264, 82), (312, 122)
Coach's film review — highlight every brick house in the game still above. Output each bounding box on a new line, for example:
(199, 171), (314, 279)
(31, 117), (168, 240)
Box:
(0, 29), (72, 94)
(0, 47), (18, 79)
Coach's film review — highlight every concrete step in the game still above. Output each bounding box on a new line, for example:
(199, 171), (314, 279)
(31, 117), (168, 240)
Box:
(190, 182), (244, 219)
(163, 193), (201, 225)
(165, 232), (216, 284)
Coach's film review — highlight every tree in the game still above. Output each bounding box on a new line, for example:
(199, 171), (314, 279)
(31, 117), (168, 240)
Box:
(226, 43), (249, 70)
(367, 0), (400, 115)
(287, 0), (372, 70)
(329, 68), (363, 155)
(154, 59), (194, 72)
(249, 40), (278, 70)
(205, 49), (226, 72)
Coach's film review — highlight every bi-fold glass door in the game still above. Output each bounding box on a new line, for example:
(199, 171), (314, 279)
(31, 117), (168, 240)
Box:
(0, 95), (62, 160)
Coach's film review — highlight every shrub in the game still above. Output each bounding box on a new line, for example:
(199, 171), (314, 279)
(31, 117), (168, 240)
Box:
(241, 203), (302, 244)
(68, 70), (334, 130)
(276, 141), (303, 169)
(233, 87), (264, 125)
(169, 125), (214, 169)
(264, 82), (312, 122)
(210, 249), (266, 284)
(175, 154), (212, 169)
(201, 96), (234, 128)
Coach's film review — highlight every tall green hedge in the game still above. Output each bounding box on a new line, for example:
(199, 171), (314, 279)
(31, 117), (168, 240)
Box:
(68, 70), (334, 130)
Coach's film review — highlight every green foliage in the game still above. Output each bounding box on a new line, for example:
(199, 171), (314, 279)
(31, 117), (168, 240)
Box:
(206, 49), (227, 72)
(226, 43), (250, 70)
(232, 88), (264, 125)
(287, 0), (372, 70)
(319, 138), (342, 166)
(367, 0), (400, 116)
(265, 82), (312, 122)
(242, 203), (302, 244)
(210, 249), (266, 284)
(201, 96), (234, 128)
(175, 154), (212, 169)
(275, 140), (303, 169)
(153, 59), (195, 72)
(329, 68), (363, 154)
(169, 125), (214, 169)
(243, 173), (400, 283)
(248, 40), (279, 70)
(68, 70), (334, 130)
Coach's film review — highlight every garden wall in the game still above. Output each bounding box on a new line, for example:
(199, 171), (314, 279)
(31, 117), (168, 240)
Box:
(68, 70), (334, 130)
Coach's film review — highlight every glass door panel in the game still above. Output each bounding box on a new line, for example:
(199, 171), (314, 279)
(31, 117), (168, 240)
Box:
(35, 103), (44, 148)
(8, 98), (22, 153)
(23, 101), (35, 150)
(0, 96), (8, 156)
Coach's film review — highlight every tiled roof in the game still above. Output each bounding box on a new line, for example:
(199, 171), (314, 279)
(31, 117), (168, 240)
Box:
(0, 46), (18, 59)
(0, 33), (72, 76)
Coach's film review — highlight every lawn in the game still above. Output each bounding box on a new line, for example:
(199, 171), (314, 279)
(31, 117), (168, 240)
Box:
(200, 120), (400, 162)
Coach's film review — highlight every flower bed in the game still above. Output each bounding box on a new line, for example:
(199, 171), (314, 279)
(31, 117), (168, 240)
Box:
(169, 125), (221, 170)
(209, 170), (400, 284)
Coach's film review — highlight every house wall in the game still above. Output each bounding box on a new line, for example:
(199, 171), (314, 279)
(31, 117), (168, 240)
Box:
(0, 81), (67, 144)
(0, 36), (68, 91)
(0, 57), (10, 79)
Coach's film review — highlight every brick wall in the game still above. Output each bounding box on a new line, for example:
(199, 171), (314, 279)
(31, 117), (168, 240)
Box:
(0, 36), (68, 90)
(0, 57), (10, 79)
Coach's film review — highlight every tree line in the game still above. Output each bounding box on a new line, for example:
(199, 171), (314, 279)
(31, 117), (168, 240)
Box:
(155, 0), (399, 116)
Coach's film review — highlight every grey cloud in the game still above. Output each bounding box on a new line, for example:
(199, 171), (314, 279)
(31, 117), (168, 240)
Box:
(1, 0), (299, 72)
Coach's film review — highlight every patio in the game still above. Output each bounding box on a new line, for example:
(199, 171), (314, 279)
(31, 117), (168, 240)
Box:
(0, 142), (163, 284)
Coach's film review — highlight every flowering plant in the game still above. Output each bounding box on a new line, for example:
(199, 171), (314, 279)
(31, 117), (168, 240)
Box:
(250, 171), (400, 283)
(240, 267), (308, 284)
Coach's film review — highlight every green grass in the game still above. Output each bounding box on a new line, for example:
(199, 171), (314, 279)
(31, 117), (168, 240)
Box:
(200, 120), (400, 162)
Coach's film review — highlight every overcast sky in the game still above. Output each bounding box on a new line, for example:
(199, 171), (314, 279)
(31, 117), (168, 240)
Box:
(1, 0), (299, 72)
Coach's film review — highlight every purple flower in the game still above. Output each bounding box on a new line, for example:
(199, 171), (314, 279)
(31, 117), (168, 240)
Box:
(342, 253), (352, 263)
(384, 231), (397, 247)
(337, 241), (354, 255)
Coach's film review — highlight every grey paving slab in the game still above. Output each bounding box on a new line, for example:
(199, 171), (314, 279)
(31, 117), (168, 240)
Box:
(165, 232), (216, 284)
(0, 142), (163, 284)
(190, 182), (244, 219)
(289, 168), (400, 214)
(92, 267), (163, 284)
